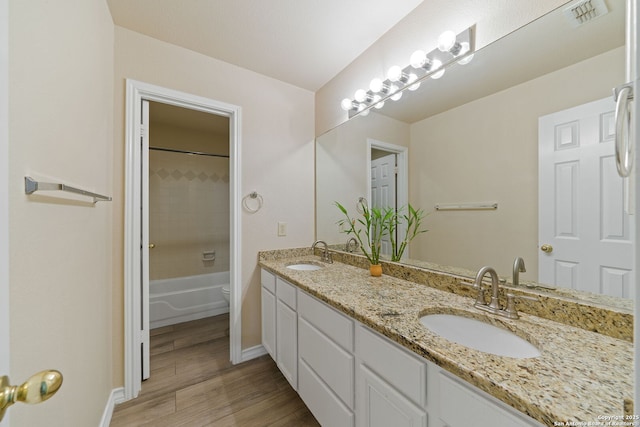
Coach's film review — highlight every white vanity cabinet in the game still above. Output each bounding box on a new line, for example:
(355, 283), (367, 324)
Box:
(437, 372), (544, 427)
(260, 269), (544, 427)
(275, 277), (298, 389)
(297, 290), (355, 427)
(355, 325), (428, 427)
(260, 269), (276, 359)
(260, 270), (298, 390)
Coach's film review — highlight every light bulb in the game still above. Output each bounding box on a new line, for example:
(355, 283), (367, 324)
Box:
(341, 98), (355, 111)
(389, 84), (402, 101)
(430, 59), (445, 79)
(457, 42), (474, 65)
(410, 50), (426, 69)
(387, 65), (403, 82)
(354, 89), (368, 103)
(407, 73), (420, 91)
(370, 78), (384, 93)
(373, 95), (385, 109)
(437, 30), (457, 52)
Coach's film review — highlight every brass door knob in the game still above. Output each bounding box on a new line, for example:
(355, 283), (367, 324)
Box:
(540, 244), (553, 253)
(0, 370), (63, 421)
(149, 243), (156, 249)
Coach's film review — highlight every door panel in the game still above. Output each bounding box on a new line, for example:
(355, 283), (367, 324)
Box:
(371, 153), (396, 256)
(539, 97), (633, 297)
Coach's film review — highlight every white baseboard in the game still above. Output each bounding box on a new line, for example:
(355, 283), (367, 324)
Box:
(241, 344), (267, 362)
(99, 387), (125, 427)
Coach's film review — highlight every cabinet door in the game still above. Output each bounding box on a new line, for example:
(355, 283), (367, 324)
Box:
(357, 364), (427, 427)
(438, 373), (544, 427)
(276, 299), (298, 390)
(261, 286), (276, 360)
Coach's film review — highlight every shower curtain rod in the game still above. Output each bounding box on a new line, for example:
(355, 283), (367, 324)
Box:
(149, 146), (230, 158)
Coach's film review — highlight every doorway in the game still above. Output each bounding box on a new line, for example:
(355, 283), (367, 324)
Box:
(124, 80), (242, 400)
(367, 139), (409, 259)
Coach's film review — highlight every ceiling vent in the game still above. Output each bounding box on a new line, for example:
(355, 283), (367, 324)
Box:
(563, 0), (609, 27)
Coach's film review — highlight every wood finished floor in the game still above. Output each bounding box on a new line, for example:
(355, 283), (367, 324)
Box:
(110, 314), (320, 427)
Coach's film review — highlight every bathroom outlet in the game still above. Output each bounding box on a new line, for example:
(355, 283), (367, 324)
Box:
(278, 222), (287, 236)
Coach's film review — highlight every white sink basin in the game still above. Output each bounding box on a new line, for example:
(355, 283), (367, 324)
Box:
(420, 314), (541, 359)
(286, 262), (323, 271)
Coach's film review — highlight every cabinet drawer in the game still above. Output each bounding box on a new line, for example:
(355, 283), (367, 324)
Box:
(356, 325), (427, 407)
(439, 372), (543, 427)
(299, 317), (354, 408)
(261, 268), (276, 293)
(299, 358), (354, 427)
(298, 291), (353, 351)
(276, 277), (297, 309)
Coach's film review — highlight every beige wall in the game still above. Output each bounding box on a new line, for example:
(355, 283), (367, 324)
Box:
(315, 0), (568, 136)
(8, 0), (114, 425)
(112, 26), (315, 386)
(409, 47), (625, 279)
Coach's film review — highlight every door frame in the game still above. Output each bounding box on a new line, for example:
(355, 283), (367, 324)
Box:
(366, 139), (409, 258)
(124, 79), (242, 399)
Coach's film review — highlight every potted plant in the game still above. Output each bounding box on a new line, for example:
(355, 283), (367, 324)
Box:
(388, 204), (428, 262)
(335, 200), (392, 276)
(336, 200), (428, 276)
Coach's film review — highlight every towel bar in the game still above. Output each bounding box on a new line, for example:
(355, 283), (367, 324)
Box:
(24, 176), (112, 203)
(435, 202), (497, 211)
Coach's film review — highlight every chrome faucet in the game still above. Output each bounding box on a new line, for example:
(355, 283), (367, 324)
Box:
(345, 237), (359, 253)
(312, 240), (333, 263)
(474, 266), (502, 312)
(473, 265), (537, 319)
(512, 257), (526, 287)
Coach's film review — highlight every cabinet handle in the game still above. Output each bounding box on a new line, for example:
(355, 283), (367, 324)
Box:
(540, 244), (553, 253)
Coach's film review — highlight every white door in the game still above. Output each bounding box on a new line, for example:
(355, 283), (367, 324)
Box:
(539, 97), (634, 297)
(140, 99), (151, 380)
(371, 153), (397, 256)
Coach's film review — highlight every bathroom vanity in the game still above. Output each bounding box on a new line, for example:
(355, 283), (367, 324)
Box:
(259, 249), (633, 427)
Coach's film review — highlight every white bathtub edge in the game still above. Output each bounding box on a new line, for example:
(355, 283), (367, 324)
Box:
(150, 305), (229, 330)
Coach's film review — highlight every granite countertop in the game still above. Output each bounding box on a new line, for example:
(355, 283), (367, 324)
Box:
(259, 254), (634, 427)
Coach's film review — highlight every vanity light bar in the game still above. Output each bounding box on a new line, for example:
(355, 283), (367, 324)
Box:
(341, 26), (476, 118)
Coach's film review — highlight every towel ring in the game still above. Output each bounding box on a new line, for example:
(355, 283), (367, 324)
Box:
(242, 191), (263, 213)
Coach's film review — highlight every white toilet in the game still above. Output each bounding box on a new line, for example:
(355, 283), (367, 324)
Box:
(221, 285), (230, 304)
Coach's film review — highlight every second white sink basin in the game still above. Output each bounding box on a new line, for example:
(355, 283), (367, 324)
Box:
(420, 314), (540, 359)
(286, 262), (323, 271)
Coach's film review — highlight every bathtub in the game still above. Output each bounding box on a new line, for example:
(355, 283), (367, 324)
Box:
(149, 271), (229, 329)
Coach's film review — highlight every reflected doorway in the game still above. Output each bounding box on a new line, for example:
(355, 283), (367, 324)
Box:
(367, 139), (408, 259)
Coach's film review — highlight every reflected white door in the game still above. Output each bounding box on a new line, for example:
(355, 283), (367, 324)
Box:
(371, 153), (396, 256)
(539, 97), (633, 297)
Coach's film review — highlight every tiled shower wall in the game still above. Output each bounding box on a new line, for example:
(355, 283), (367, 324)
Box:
(149, 150), (230, 280)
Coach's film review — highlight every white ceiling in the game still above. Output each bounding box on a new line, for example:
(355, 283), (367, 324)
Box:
(107, 0), (424, 91)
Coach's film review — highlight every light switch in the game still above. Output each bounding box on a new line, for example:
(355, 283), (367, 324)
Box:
(278, 222), (287, 236)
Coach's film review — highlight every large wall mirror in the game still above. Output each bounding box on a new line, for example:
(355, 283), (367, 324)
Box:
(316, 0), (631, 310)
